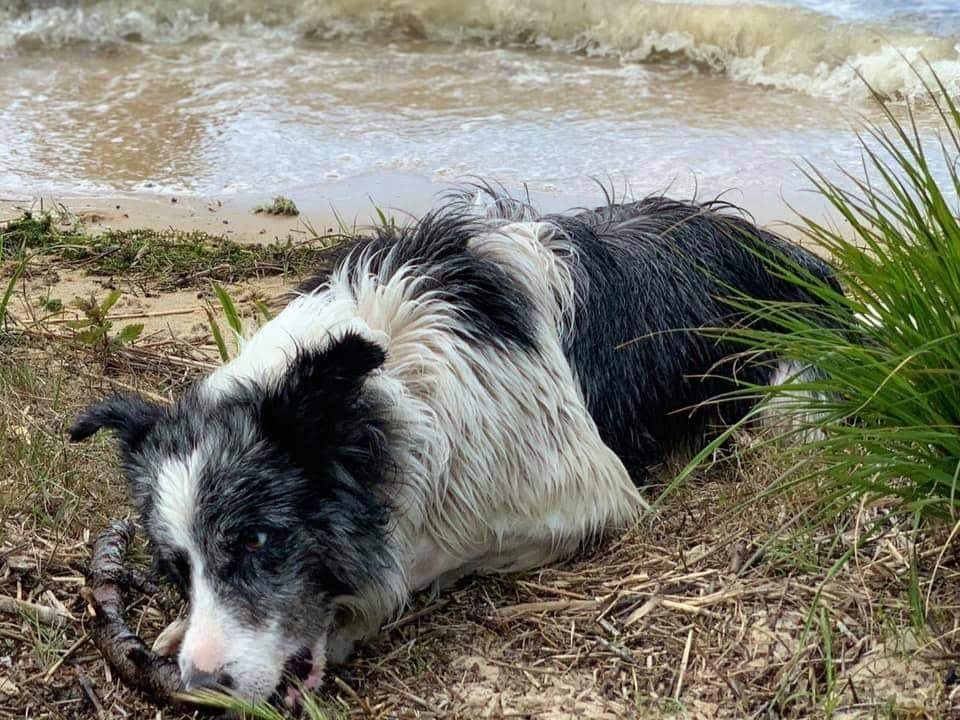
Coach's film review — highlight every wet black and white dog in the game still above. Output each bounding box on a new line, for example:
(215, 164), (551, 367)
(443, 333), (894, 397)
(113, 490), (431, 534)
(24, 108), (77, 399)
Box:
(70, 191), (837, 705)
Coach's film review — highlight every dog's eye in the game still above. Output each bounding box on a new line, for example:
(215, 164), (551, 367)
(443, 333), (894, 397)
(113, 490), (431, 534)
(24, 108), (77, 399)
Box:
(242, 530), (268, 552)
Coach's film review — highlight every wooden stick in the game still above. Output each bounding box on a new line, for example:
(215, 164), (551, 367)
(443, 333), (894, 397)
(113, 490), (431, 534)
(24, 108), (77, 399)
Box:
(102, 376), (170, 406)
(494, 599), (600, 619)
(77, 673), (105, 719)
(83, 520), (183, 705)
(46, 307), (203, 324)
(0, 594), (73, 627)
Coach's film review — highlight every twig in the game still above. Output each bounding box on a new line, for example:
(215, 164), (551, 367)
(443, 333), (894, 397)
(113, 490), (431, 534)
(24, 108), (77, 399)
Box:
(102, 376), (170, 405)
(45, 307), (202, 324)
(0, 594), (73, 626)
(77, 673), (105, 719)
(385, 684), (433, 711)
(494, 599), (600, 619)
(382, 600), (449, 632)
(674, 628), (695, 701)
(332, 675), (362, 703)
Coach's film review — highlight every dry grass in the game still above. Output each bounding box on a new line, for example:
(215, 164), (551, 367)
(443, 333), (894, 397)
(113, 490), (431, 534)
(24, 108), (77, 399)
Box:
(336, 476), (960, 719)
(0, 254), (958, 719)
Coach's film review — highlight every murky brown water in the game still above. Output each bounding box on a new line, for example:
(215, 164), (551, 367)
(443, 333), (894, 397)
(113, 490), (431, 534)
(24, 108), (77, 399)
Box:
(1, 0), (957, 218)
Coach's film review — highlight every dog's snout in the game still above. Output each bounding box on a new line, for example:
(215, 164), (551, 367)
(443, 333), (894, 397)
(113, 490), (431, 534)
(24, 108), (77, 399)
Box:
(182, 664), (234, 691)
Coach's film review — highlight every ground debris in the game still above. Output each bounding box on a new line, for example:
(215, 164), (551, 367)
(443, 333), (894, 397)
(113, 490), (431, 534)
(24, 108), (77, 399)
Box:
(1, 332), (958, 719)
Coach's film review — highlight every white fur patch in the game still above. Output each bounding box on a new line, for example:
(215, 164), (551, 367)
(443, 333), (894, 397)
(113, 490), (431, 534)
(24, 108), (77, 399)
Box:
(202, 287), (382, 399)
(179, 563), (227, 675)
(761, 359), (829, 442)
(153, 451), (202, 551)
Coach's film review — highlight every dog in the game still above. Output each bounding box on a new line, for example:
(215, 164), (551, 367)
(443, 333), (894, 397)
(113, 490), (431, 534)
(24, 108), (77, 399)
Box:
(70, 189), (838, 706)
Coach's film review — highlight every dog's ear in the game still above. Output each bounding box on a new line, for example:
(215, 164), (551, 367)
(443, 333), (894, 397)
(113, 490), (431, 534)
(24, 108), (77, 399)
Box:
(275, 331), (386, 417)
(259, 331), (386, 460)
(69, 394), (164, 450)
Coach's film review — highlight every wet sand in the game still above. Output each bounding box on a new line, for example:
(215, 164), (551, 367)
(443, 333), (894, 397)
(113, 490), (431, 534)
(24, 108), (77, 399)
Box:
(2, 172), (834, 353)
(1, 167), (832, 248)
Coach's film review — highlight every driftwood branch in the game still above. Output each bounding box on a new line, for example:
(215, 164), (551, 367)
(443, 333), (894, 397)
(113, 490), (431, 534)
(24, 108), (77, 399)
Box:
(82, 519), (183, 704)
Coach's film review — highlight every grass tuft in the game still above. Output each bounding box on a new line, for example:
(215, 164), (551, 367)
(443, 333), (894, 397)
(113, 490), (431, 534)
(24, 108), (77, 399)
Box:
(181, 688), (341, 719)
(253, 195), (300, 217)
(699, 62), (960, 523)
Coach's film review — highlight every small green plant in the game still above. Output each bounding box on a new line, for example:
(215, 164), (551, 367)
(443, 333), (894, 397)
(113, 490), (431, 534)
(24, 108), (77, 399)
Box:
(374, 205), (396, 230)
(39, 296), (62, 313)
(254, 195), (300, 216)
(66, 290), (143, 359)
(206, 282), (244, 362)
(28, 615), (69, 671)
(206, 283), (276, 362)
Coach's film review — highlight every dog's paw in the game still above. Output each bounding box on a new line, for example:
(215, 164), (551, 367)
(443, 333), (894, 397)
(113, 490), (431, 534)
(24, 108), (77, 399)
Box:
(152, 616), (188, 657)
(283, 642), (326, 711)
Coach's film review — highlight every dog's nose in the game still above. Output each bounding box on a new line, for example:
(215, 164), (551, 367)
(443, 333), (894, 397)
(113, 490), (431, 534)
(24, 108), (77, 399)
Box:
(181, 664), (234, 691)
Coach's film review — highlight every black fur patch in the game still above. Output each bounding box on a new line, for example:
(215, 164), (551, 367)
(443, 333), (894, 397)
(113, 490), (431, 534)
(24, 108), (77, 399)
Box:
(68, 393), (164, 449)
(548, 197), (839, 480)
(300, 210), (540, 352)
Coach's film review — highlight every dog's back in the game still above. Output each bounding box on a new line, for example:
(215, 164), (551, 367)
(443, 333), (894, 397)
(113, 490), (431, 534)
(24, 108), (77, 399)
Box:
(545, 197), (837, 479)
(307, 194), (837, 485)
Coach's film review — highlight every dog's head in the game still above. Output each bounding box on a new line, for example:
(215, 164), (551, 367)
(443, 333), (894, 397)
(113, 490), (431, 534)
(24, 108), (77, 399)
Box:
(71, 333), (395, 702)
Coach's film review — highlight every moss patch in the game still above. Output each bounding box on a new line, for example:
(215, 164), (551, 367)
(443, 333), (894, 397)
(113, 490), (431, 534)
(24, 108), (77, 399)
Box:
(252, 195), (300, 216)
(0, 211), (342, 290)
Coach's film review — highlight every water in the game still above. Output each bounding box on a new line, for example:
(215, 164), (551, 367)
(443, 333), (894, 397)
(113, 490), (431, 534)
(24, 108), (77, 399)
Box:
(777, 0), (960, 36)
(1, 0), (958, 219)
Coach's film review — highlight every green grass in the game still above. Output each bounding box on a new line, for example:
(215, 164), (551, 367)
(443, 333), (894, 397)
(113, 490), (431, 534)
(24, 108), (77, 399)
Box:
(0, 341), (108, 533)
(0, 211), (339, 290)
(676, 65), (960, 528)
(0, 210), (86, 257)
(816, 606), (839, 718)
(184, 688), (343, 720)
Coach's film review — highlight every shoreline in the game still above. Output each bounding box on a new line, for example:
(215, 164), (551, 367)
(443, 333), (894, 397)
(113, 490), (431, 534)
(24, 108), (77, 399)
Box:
(0, 174), (834, 347)
(0, 171), (831, 246)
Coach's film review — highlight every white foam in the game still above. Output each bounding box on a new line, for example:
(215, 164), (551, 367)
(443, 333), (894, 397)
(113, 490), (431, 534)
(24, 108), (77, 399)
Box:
(1, 0), (958, 100)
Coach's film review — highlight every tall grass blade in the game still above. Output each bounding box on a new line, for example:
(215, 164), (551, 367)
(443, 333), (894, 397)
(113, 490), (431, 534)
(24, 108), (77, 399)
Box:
(212, 282), (243, 337)
(205, 307), (231, 363)
(0, 255), (29, 330)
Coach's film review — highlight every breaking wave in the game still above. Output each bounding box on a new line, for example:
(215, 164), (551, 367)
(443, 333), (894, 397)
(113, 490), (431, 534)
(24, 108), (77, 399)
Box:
(2, 0), (959, 100)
